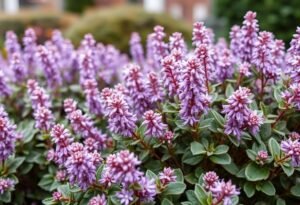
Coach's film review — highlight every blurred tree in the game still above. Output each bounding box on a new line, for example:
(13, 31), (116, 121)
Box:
(65, 0), (94, 13)
(66, 6), (191, 53)
(214, 0), (300, 44)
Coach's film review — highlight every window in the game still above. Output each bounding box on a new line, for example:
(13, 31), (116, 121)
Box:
(193, 3), (208, 21)
(170, 3), (182, 19)
(144, 0), (164, 13)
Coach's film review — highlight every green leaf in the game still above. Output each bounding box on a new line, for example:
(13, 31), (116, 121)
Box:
(194, 184), (207, 204)
(261, 181), (276, 196)
(274, 87), (282, 102)
(163, 182), (186, 195)
(228, 135), (240, 147)
(245, 162), (270, 181)
(38, 174), (54, 191)
(210, 110), (225, 127)
(42, 197), (56, 205)
(246, 149), (257, 161)
(182, 150), (203, 165)
(199, 118), (214, 129)
(186, 190), (198, 205)
(260, 123), (272, 140)
(276, 198), (286, 205)
(174, 169), (184, 182)
(268, 138), (281, 158)
(290, 184), (300, 197)
(209, 153), (231, 165)
(222, 161), (239, 175)
(162, 198), (174, 205)
(225, 84), (234, 98)
(57, 184), (71, 198)
(146, 170), (158, 181)
(0, 191), (11, 203)
(96, 164), (104, 180)
(213, 145), (229, 155)
(281, 164), (294, 176)
(6, 157), (25, 174)
(243, 182), (255, 198)
(191, 142), (206, 155)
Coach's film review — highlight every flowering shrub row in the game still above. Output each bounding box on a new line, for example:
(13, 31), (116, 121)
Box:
(0, 10), (299, 205)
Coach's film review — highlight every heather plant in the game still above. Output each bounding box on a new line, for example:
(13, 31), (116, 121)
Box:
(0, 10), (300, 205)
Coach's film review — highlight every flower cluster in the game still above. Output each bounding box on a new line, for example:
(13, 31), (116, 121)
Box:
(281, 135), (300, 167)
(101, 150), (156, 204)
(63, 98), (107, 151)
(223, 87), (263, 139)
(0, 178), (15, 194)
(27, 79), (54, 132)
(0, 106), (19, 161)
(202, 172), (240, 205)
(179, 57), (211, 126)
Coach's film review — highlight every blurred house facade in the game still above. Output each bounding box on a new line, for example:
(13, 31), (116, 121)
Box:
(0, 0), (63, 13)
(143, 0), (211, 23)
(0, 0), (210, 23)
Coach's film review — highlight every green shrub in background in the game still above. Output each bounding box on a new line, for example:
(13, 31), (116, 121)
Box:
(65, 0), (94, 13)
(65, 6), (192, 53)
(0, 12), (77, 47)
(214, 0), (300, 43)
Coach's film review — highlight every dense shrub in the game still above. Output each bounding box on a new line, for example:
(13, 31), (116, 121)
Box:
(0, 9), (300, 205)
(65, 6), (192, 52)
(214, 0), (300, 43)
(65, 0), (94, 13)
(0, 11), (77, 47)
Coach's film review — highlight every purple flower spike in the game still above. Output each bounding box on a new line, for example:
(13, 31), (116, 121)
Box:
(0, 70), (11, 97)
(106, 93), (137, 137)
(229, 25), (242, 61)
(192, 22), (211, 46)
(142, 110), (167, 138)
(147, 25), (169, 69)
(195, 44), (214, 84)
(0, 106), (18, 161)
(36, 45), (62, 89)
(65, 142), (99, 190)
(222, 87), (263, 139)
(88, 194), (107, 205)
(179, 57), (211, 126)
(9, 52), (27, 82)
(116, 188), (134, 205)
(210, 180), (240, 205)
(239, 11), (259, 63)
(50, 124), (73, 166)
(169, 32), (186, 53)
(281, 137), (300, 167)
(159, 167), (176, 186)
(0, 178), (15, 194)
(105, 150), (142, 185)
(253, 31), (278, 81)
(23, 28), (37, 74)
(137, 176), (156, 203)
(124, 64), (151, 116)
(203, 171), (219, 191)
(281, 83), (300, 109)
(214, 39), (234, 83)
(145, 72), (164, 103)
(82, 79), (102, 115)
(130, 32), (145, 66)
(34, 106), (54, 132)
(287, 27), (300, 84)
(27, 79), (51, 110)
(5, 31), (21, 59)
(161, 55), (180, 97)
(64, 98), (77, 118)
